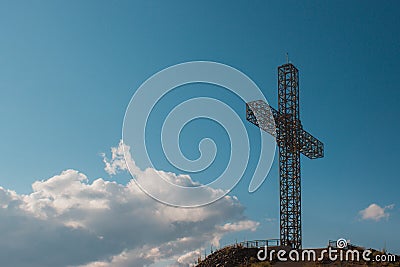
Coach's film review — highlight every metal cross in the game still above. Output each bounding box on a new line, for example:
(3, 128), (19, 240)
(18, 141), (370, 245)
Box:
(246, 63), (324, 249)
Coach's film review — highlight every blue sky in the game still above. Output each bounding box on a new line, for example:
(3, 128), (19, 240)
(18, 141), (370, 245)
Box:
(0, 1), (399, 266)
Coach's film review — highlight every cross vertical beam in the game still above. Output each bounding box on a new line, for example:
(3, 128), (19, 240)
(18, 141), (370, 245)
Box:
(277, 63), (302, 249)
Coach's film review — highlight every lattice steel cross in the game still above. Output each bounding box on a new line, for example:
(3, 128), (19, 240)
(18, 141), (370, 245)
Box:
(246, 63), (324, 249)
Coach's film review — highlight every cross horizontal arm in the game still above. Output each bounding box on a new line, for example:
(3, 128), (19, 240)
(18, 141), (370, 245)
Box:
(246, 99), (324, 159)
(246, 100), (278, 137)
(299, 129), (324, 159)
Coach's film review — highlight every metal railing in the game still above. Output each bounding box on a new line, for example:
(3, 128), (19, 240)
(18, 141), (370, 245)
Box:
(236, 239), (281, 248)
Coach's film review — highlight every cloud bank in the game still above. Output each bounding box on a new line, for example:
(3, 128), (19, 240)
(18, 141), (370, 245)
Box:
(0, 141), (258, 267)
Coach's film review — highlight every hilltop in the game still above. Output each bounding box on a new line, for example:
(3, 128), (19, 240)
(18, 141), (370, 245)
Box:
(195, 243), (399, 267)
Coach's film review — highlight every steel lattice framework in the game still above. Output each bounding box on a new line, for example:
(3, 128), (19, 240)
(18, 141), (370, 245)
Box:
(246, 63), (324, 249)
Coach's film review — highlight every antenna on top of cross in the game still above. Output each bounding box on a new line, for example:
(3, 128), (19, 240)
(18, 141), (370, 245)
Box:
(286, 52), (289, 64)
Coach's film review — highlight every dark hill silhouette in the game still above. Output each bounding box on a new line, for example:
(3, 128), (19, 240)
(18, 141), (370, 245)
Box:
(195, 241), (399, 267)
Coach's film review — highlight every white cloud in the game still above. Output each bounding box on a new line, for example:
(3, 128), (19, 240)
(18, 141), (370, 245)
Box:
(101, 140), (130, 175)
(0, 141), (258, 267)
(176, 250), (201, 266)
(218, 220), (259, 232)
(359, 203), (395, 221)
